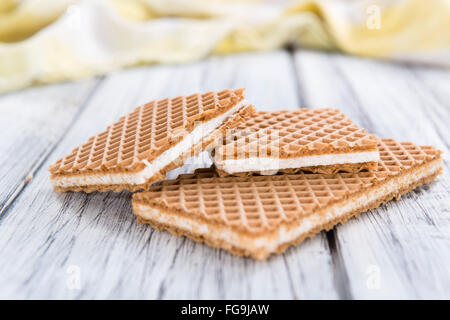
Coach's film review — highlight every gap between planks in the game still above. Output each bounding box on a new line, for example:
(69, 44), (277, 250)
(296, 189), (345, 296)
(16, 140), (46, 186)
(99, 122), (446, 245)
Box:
(0, 78), (104, 217)
(0, 51), (340, 299)
(288, 48), (355, 299)
(293, 49), (450, 299)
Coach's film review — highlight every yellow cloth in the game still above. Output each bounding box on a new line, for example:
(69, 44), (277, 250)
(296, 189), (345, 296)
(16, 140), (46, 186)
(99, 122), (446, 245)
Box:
(0, 0), (449, 94)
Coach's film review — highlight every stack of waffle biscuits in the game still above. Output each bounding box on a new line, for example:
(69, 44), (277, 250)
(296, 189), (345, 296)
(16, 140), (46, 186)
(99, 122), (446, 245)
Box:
(49, 89), (443, 260)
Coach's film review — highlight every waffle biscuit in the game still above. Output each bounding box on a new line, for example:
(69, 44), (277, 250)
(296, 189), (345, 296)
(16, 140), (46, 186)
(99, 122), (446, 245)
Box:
(214, 162), (377, 177)
(133, 138), (442, 260)
(213, 109), (379, 176)
(49, 89), (255, 192)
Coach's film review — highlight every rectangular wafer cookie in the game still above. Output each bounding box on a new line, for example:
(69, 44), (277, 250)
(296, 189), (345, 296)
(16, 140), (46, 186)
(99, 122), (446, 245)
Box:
(133, 138), (442, 260)
(49, 89), (255, 193)
(213, 109), (380, 176)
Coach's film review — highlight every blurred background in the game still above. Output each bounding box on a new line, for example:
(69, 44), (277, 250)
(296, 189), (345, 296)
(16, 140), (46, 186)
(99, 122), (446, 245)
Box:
(0, 0), (449, 94)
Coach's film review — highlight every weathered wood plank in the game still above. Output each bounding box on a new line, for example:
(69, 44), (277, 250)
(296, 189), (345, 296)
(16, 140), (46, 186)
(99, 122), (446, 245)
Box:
(294, 50), (450, 299)
(0, 51), (339, 299)
(0, 80), (101, 215)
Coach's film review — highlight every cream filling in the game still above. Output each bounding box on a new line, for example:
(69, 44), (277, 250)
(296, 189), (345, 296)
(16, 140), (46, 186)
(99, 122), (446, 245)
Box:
(53, 100), (247, 187)
(214, 151), (380, 174)
(135, 158), (442, 259)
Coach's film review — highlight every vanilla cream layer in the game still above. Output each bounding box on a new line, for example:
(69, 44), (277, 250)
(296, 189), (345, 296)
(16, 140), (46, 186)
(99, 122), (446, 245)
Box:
(135, 158), (442, 260)
(215, 151), (380, 174)
(52, 100), (248, 188)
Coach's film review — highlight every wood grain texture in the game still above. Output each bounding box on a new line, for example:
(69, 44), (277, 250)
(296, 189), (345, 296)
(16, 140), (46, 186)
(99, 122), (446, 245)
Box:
(0, 51), (340, 299)
(294, 50), (450, 299)
(0, 80), (100, 215)
(0, 49), (448, 299)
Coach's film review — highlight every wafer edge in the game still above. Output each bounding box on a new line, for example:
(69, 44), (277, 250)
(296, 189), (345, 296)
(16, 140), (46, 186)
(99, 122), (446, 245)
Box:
(214, 109), (379, 159)
(214, 161), (379, 177)
(133, 156), (442, 260)
(53, 105), (256, 193)
(49, 89), (246, 176)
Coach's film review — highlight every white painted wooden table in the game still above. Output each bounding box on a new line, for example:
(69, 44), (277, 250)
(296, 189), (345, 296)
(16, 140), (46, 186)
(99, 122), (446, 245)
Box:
(0, 49), (449, 299)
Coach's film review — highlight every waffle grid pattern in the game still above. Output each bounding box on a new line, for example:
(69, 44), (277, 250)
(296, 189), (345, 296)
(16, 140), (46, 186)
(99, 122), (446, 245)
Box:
(215, 109), (378, 160)
(49, 89), (244, 175)
(134, 139), (440, 234)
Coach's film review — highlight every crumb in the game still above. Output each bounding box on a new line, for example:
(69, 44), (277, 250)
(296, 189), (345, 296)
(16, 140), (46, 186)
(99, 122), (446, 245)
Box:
(26, 173), (33, 183)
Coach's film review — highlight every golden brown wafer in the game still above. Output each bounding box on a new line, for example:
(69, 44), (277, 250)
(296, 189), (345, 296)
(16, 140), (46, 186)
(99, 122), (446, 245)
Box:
(213, 109), (379, 176)
(49, 89), (255, 193)
(214, 162), (379, 177)
(133, 138), (442, 260)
